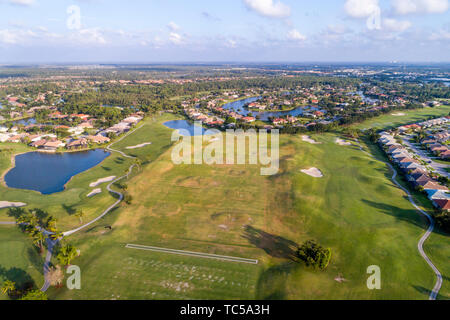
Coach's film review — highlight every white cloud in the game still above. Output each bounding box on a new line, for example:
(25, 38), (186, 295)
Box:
(287, 29), (306, 41)
(0, 30), (19, 44)
(392, 0), (449, 14)
(345, 0), (380, 18)
(9, 0), (35, 6)
(169, 32), (183, 44)
(243, 0), (291, 18)
(71, 28), (107, 45)
(383, 18), (412, 32)
(167, 22), (180, 32)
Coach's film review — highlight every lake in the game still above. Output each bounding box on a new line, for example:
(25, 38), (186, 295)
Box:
(163, 120), (212, 136)
(11, 117), (37, 126)
(222, 97), (321, 121)
(4, 149), (111, 195)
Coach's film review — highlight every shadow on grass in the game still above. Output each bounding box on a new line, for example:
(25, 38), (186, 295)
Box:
(413, 285), (448, 300)
(242, 225), (298, 260)
(362, 199), (449, 237)
(26, 247), (44, 275)
(256, 261), (299, 300)
(0, 265), (36, 296)
(62, 204), (77, 216)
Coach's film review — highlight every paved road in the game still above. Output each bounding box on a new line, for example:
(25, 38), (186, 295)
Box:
(402, 137), (450, 178)
(357, 141), (443, 300)
(0, 221), (15, 225)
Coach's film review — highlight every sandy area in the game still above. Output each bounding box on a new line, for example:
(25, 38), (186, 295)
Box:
(301, 167), (323, 178)
(0, 201), (27, 209)
(302, 135), (321, 144)
(336, 138), (352, 146)
(89, 176), (116, 187)
(87, 188), (102, 197)
(126, 142), (152, 149)
(391, 112), (405, 116)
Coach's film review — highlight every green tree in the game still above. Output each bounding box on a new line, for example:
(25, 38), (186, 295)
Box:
(20, 290), (48, 300)
(57, 244), (78, 266)
(1, 280), (16, 295)
(297, 240), (332, 270)
(75, 210), (85, 224)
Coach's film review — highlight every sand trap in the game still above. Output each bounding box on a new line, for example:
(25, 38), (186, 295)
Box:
(126, 142), (152, 149)
(302, 135), (321, 144)
(0, 201), (27, 209)
(89, 176), (116, 187)
(391, 113), (405, 116)
(87, 188), (102, 197)
(336, 138), (352, 146)
(301, 167), (323, 178)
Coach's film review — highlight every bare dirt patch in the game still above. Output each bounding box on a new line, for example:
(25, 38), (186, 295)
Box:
(335, 138), (352, 146)
(87, 188), (102, 197)
(126, 142), (152, 149)
(89, 176), (116, 187)
(0, 201), (26, 209)
(300, 167), (323, 178)
(301, 135), (321, 144)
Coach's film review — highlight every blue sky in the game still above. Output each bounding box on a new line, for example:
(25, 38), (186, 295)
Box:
(0, 0), (449, 63)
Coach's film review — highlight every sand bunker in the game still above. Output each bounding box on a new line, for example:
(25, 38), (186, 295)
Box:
(0, 201), (26, 209)
(391, 112), (405, 116)
(89, 176), (116, 187)
(302, 135), (321, 144)
(336, 138), (352, 146)
(126, 142), (152, 149)
(301, 167), (323, 178)
(87, 188), (102, 197)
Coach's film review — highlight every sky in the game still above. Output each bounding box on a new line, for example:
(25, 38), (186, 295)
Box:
(0, 0), (449, 63)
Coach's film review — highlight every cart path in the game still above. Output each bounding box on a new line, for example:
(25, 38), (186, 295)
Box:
(357, 141), (442, 300)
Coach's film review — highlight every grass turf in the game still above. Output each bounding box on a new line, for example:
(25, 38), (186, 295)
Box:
(47, 127), (449, 300)
(0, 226), (45, 300)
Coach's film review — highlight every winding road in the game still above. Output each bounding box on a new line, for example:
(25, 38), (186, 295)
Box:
(357, 141), (443, 300)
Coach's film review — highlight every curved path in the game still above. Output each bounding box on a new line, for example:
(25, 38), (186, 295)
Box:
(357, 141), (443, 300)
(63, 124), (143, 236)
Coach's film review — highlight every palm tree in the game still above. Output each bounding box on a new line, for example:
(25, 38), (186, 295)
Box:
(1, 280), (16, 295)
(49, 232), (63, 241)
(75, 210), (84, 224)
(32, 230), (46, 251)
(46, 216), (58, 232)
(57, 244), (79, 266)
(134, 158), (142, 171)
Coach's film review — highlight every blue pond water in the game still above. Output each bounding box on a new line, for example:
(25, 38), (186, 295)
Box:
(5, 149), (110, 195)
(12, 117), (37, 126)
(163, 120), (212, 136)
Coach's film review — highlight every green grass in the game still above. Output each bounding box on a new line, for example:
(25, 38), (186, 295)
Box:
(351, 105), (450, 130)
(0, 113), (179, 231)
(0, 226), (44, 300)
(48, 126), (449, 300)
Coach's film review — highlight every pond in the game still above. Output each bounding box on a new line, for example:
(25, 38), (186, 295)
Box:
(222, 97), (322, 121)
(11, 117), (37, 126)
(4, 149), (111, 195)
(163, 120), (213, 136)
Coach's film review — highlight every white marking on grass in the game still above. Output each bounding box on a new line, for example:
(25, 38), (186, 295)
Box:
(125, 244), (258, 264)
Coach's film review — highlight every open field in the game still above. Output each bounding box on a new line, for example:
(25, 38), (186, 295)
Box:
(0, 226), (44, 300)
(0, 113), (179, 230)
(351, 105), (450, 130)
(46, 119), (449, 300)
